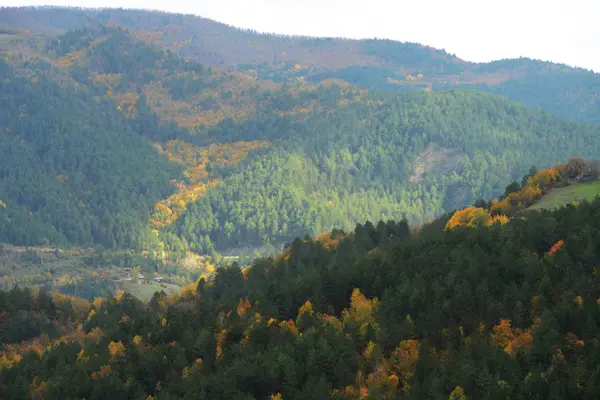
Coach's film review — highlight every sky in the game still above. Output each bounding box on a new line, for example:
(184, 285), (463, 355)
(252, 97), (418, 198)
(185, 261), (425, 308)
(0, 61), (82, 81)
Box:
(6, 0), (600, 72)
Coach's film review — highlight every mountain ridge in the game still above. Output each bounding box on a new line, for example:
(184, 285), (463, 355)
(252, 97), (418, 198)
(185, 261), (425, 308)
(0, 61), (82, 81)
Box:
(0, 6), (594, 73)
(3, 6), (598, 124)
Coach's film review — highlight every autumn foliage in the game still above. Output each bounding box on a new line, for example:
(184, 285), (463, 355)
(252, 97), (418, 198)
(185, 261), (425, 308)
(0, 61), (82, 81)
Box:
(151, 139), (269, 228)
(489, 185), (542, 216)
(548, 239), (565, 255)
(448, 161), (579, 230)
(491, 319), (534, 356)
(313, 230), (346, 249)
(490, 163), (568, 216)
(445, 206), (508, 230)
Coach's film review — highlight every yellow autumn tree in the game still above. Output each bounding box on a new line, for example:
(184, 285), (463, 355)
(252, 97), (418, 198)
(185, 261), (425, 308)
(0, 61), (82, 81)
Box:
(445, 207), (508, 230)
(449, 386), (468, 400)
(108, 341), (125, 361)
(296, 300), (316, 332)
(390, 339), (419, 393)
(342, 288), (378, 333)
(76, 348), (89, 362)
(92, 297), (103, 310)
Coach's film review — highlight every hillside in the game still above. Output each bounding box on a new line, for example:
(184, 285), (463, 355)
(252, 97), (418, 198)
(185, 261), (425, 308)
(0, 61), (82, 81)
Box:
(3, 184), (600, 398)
(0, 57), (181, 249)
(2, 6), (599, 124)
(1, 23), (600, 259)
(163, 91), (600, 255)
(528, 180), (600, 211)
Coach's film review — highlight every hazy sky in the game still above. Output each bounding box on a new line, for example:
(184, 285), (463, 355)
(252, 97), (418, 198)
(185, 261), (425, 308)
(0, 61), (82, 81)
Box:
(6, 0), (600, 72)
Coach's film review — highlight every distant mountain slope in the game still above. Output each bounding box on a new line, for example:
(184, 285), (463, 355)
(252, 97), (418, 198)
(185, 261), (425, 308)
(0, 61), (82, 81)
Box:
(2, 6), (599, 123)
(1, 16), (600, 257)
(0, 58), (181, 248)
(163, 89), (600, 255)
(0, 25), (324, 138)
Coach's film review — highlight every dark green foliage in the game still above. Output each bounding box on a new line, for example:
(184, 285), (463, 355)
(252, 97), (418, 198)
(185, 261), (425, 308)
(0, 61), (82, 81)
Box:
(0, 287), (66, 343)
(3, 198), (600, 398)
(0, 60), (181, 248)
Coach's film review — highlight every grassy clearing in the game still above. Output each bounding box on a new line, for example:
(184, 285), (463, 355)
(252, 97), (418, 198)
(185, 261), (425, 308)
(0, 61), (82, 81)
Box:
(120, 281), (181, 301)
(0, 246), (96, 285)
(528, 180), (600, 211)
(0, 244), (187, 301)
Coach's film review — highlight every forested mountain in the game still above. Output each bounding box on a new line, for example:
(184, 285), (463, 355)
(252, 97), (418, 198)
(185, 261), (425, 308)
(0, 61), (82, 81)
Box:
(164, 90), (600, 255)
(3, 179), (600, 398)
(2, 6), (599, 123)
(3, 8), (600, 396)
(1, 18), (600, 257)
(0, 57), (181, 249)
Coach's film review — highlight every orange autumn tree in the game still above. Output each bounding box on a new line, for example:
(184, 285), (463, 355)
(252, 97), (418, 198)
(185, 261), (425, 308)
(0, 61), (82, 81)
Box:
(390, 339), (419, 393)
(490, 163), (566, 216)
(450, 161), (571, 229)
(236, 298), (252, 317)
(548, 240), (565, 255)
(445, 206), (508, 230)
(527, 168), (560, 188)
(490, 185), (542, 215)
(313, 231), (346, 249)
(490, 319), (533, 356)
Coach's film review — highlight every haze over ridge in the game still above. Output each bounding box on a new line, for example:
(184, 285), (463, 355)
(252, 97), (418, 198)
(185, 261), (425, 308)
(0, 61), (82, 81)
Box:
(4, 0), (600, 72)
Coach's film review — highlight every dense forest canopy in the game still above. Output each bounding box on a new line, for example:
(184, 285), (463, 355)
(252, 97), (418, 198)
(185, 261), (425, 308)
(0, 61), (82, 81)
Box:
(163, 89), (600, 255)
(2, 6), (600, 398)
(0, 19), (599, 258)
(0, 59), (181, 249)
(3, 181), (600, 398)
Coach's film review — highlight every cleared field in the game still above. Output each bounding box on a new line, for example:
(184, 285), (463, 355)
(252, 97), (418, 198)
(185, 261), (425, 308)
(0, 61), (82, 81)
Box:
(120, 281), (181, 301)
(0, 244), (188, 301)
(528, 180), (600, 211)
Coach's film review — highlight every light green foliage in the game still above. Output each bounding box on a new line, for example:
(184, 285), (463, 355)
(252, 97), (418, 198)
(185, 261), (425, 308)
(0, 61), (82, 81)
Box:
(528, 180), (600, 211)
(167, 89), (600, 253)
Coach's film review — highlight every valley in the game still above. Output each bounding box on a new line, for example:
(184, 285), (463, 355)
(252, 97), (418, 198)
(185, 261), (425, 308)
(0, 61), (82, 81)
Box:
(1, 5), (600, 399)
(1, 6), (600, 288)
